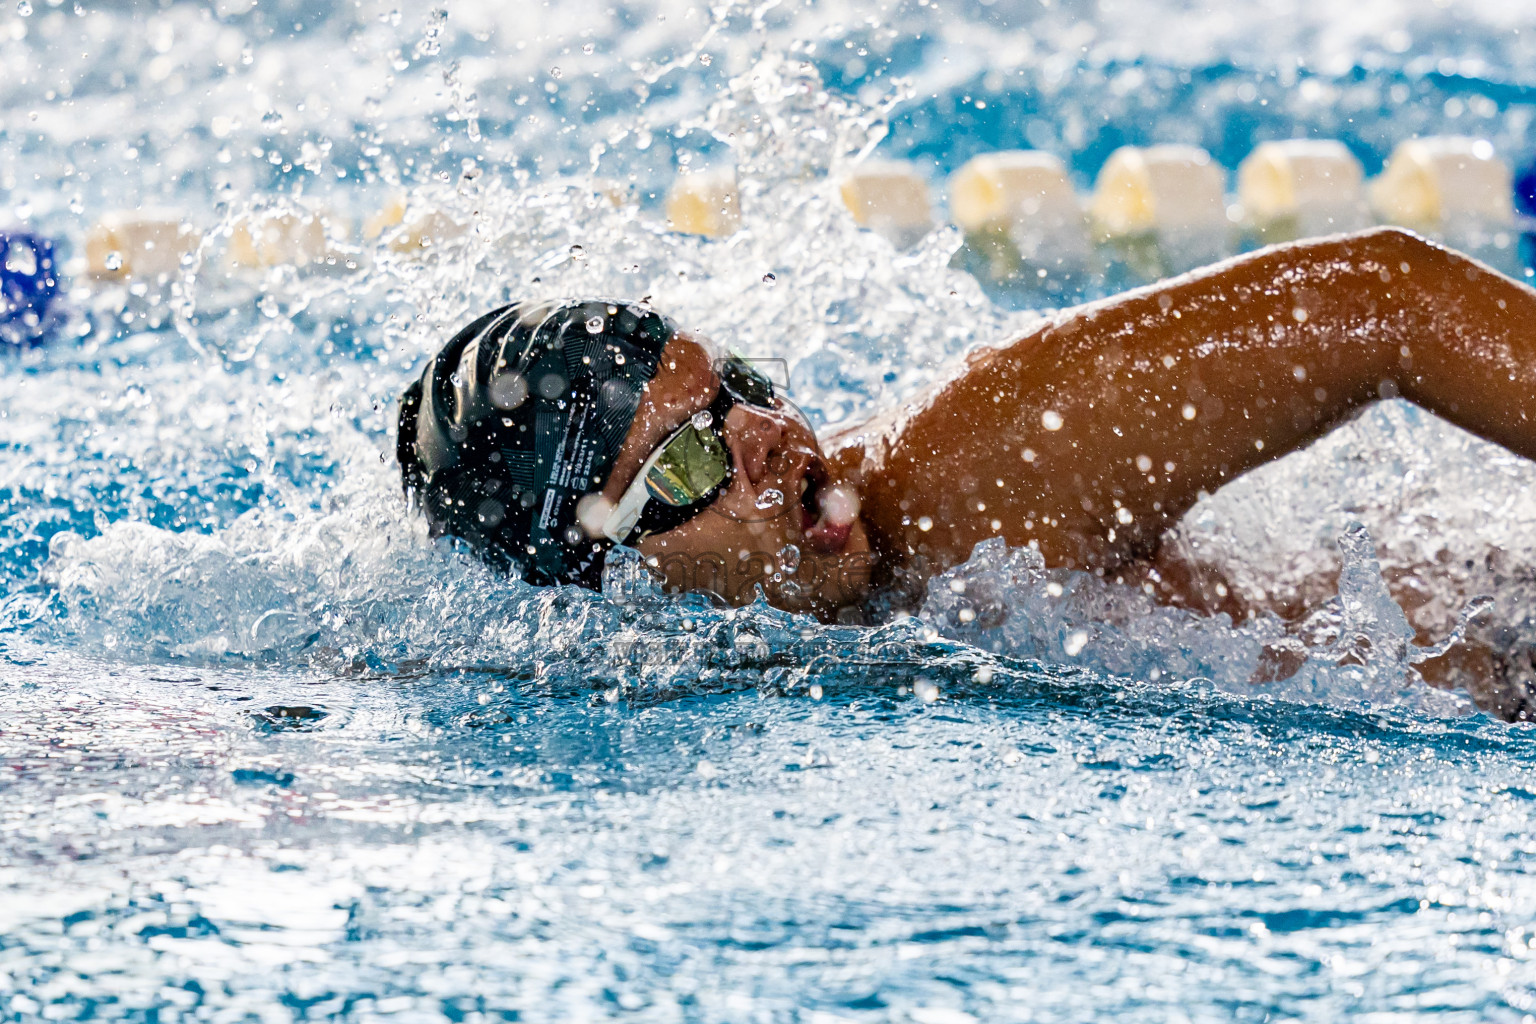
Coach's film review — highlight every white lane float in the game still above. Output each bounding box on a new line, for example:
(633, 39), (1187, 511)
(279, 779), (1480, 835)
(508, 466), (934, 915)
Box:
(84, 212), (198, 280)
(1369, 136), (1514, 228)
(1089, 144), (1229, 240)
(363, 194), (410, 244)
(67, 138), (1522, 298)
(1237, 139), (1369, 238)
(225, 207), (352, 269)
(366, 194), (470, 254)
(950, 149), (1089, 261)
(837, 159), (934, 247)
(949, 150), (1079, 233)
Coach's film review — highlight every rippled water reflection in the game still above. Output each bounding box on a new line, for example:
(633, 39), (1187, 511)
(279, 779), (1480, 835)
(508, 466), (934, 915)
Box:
(8, 655), (1536, 1019)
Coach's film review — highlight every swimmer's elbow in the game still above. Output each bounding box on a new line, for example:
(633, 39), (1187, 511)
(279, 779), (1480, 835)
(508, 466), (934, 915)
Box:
(1349, 224), (1447, 259)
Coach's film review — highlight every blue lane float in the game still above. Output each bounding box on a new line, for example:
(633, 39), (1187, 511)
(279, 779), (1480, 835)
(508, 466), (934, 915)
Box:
(1515, 155), (1536, 218)
(1516, 156), (1536, 272)
(0, 229), (61, 347)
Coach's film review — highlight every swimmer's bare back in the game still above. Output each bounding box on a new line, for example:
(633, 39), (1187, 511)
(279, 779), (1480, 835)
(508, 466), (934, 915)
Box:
(829, 227), (1536, 638)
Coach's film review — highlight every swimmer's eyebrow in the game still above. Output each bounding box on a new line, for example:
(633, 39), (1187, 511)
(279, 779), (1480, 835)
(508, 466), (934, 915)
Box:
(647, 338), (721, 430)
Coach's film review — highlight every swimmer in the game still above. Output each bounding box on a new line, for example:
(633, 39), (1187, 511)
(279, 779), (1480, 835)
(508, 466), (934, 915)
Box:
(399, 228), (1536, 715)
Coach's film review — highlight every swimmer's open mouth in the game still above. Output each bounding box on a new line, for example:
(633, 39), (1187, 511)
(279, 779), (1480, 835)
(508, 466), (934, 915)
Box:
(799, 462), (825, 527)
(799, 460), (854, 553)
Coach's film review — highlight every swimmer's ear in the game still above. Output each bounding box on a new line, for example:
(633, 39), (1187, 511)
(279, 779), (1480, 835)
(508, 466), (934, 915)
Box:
(397, 378), (425, 496)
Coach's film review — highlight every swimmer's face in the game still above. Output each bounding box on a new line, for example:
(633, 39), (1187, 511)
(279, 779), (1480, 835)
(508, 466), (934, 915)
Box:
(600, 333), (874, 619)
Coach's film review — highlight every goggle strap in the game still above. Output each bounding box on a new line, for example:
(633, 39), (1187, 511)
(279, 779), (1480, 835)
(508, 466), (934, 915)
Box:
(707, 385), (737, 424)
(601, 431), (678, 542)
(600, 382), (741, 545)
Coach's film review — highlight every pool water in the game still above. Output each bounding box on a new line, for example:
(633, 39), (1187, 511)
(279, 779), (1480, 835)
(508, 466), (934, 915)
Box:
(6, 1), (1536, 1019)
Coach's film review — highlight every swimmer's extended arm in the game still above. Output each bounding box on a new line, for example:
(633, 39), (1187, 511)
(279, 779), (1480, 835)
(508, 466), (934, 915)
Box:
(837, 228), (1536, 592)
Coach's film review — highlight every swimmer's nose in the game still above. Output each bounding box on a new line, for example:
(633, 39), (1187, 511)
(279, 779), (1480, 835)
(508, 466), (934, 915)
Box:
(723, 404), (791, 487)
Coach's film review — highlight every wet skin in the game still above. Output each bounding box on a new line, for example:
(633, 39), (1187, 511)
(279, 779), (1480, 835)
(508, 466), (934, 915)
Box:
(613, 228), (1536, 712)
(599, 332), (874, 618)
(833, 227), (1536, 589)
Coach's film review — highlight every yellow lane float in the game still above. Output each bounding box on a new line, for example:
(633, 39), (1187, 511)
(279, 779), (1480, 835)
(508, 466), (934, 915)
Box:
(665, 169), (740, 238)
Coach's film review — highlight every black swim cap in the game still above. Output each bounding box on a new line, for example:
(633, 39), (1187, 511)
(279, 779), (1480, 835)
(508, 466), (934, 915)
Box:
(397, 299), (676, 587)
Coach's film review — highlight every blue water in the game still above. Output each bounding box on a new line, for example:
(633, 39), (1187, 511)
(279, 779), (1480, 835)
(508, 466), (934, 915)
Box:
(6, 0), (1536, 1019)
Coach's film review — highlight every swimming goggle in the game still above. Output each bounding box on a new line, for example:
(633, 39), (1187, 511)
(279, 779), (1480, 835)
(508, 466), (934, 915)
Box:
(601, 355), (793, 543)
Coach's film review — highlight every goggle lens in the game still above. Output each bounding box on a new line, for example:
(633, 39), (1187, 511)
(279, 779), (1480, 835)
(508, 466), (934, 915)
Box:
(643, 425), (730, 506)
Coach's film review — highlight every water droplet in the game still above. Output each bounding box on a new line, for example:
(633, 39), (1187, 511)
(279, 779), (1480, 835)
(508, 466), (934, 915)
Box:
(1041, 410), (1064, 431)
(690, 410), (713, 430)
(17, 1), (32, 15)
(777, 544), (800, 574)
(582, 42), (595, 54)
(413, 8), (446, 56)
(762, 272), (776, 285)
(568, 243), (585, 260)
(1181, 403), (1198, 420)
(755, 488), (784, 510)
(103, 251), (124, 272)
(261, 110), (283, 128)
(1116, 507), (1134, 525)
(537, 373), (568, 400)
(1063, 630), (1089, 656)
(550, 66), (563, 79)
(5, 242), (36, 277)
(914, 678), (940, 703)
(918, 516), (933, 532)
(489, 372), (528, 411)
(476, 499), (505, 528)
(698, 53), (713, 66)
(585, 315), (604, 334)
